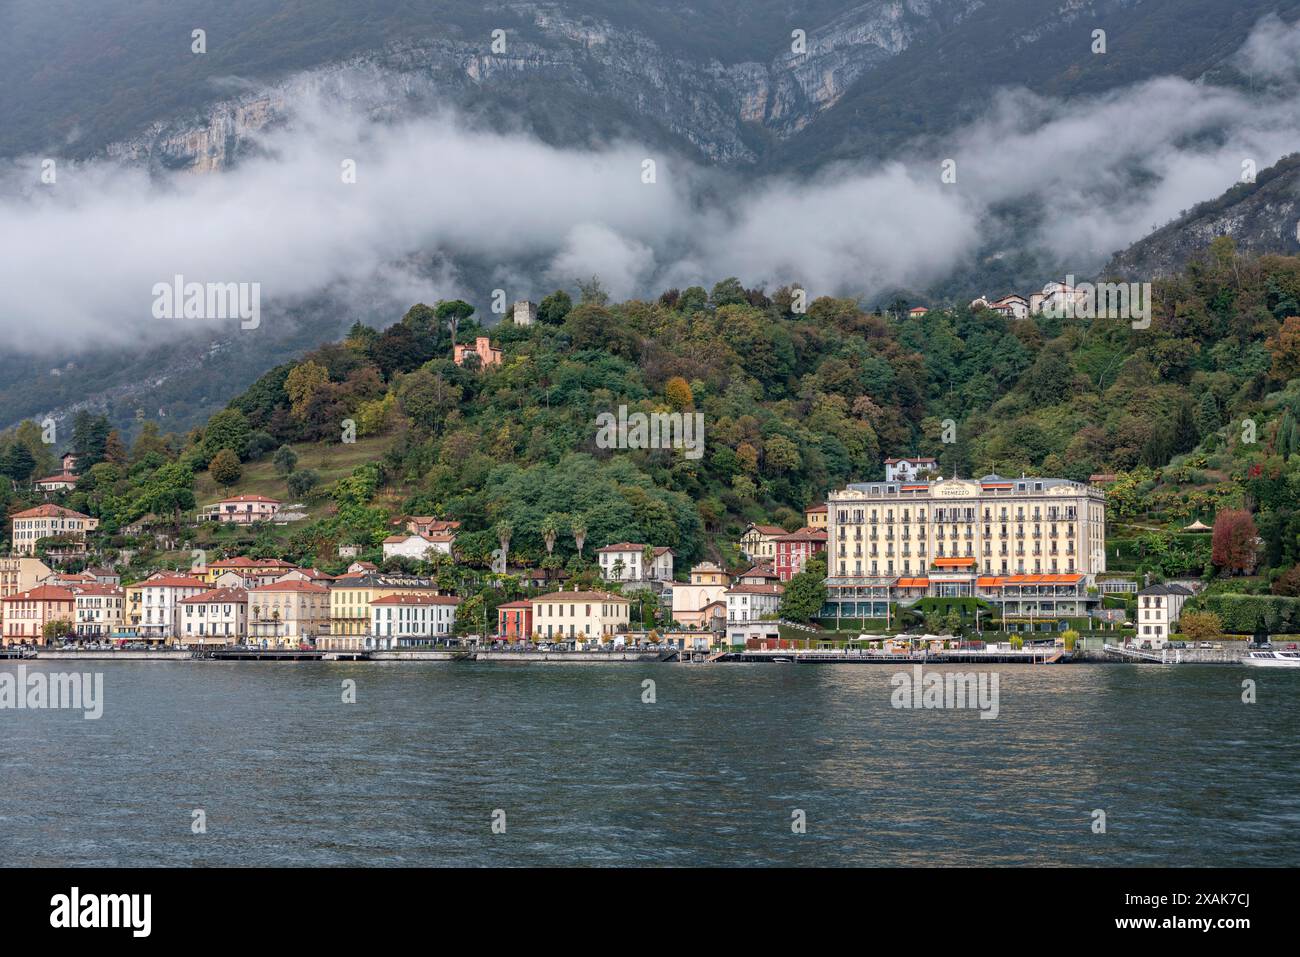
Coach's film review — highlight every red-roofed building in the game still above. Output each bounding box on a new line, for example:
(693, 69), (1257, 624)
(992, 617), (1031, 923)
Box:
(738, 523), (789, 561)
(70, 583), (125, 638)
(179, 587), (248, 645)
(34, 472), (78, 494)
(496, 600), (533, 641)
(2, 584), (75, 645)
(9, 504), (99, 556)
(135, 573), (208, 641)
(246, 580), (331, 646)
(199, 495), (281, 525)
(773, 527), (828, 581)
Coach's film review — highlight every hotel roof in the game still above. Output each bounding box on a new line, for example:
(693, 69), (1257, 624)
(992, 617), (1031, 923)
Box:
(370, 593), (461, 606)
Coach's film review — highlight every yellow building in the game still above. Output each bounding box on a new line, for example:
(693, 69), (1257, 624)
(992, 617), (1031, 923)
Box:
(530, 588), (630, 641)
(9, 504), (99, 556)
(825, 474), (1106, 618)
(322, 573), (440, 650)
(247, 580), (331, 647)
(0, 557), (53, 634)
(199, 556), (299, 586)
(738, 523), (787, 561)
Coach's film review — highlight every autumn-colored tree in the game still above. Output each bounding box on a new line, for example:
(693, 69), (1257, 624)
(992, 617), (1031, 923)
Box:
(665, 376), (693, 411)
(1267, 316), (1300, 382)
(1272, 565), (1300, 597)
(1180, 611), (1222, 643)
(1211, 509), (1258, 575)
(284, 361), (329, 421)
(209, 448), (242, 488)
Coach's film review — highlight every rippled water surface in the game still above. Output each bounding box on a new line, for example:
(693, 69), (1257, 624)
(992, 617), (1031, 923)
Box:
(2, 660), (1296, 866)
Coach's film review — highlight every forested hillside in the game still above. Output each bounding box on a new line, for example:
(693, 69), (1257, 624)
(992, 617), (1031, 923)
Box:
(4, 240), (1300, 593)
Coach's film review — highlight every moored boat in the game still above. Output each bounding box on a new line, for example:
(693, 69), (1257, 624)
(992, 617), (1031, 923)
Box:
(1241, 650), (1300, 668)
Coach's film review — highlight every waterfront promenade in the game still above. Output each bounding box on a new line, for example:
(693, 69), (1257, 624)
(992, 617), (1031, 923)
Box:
(6, 644), (1255, 665)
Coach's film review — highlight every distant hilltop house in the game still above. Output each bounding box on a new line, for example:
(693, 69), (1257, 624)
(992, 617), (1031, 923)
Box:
(200, 494), (281, 525)
(512, 299), (537, 326)
(401, 516), (461, 537)
(9, 504), (99, 556)
(884, 456), (938, 483)
(596, 543), (674, 583)
(971, 280), (1089, 318)
(908, 306), (929, 318)
(453, 336), (502, 369)
(34, 471), (78, 494)
(382, 532), (455, 561)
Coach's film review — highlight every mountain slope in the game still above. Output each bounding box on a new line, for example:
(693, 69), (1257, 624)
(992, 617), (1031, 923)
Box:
(1104, 153), (1300, 279)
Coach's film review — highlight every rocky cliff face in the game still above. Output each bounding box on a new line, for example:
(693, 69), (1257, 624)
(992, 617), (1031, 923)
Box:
(1104, 154), (1300, 279)
(103, 0), (981, 174)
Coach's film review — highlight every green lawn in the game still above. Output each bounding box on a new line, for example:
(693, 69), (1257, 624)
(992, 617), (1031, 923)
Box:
(194, 436), (392, 520)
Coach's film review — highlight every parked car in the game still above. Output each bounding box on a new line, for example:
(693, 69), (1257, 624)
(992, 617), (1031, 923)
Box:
(1198, 642), (1214, 649)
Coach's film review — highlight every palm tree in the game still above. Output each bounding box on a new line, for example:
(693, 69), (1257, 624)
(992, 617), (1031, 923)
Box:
(541, 515), (560, 557)
(494, 520), (513, 572)
(571, 517), (587, 560)
(641, 544), (656, 581)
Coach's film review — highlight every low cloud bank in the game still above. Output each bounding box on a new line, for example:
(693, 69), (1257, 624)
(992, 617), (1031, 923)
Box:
(2, 15), (1299, 354)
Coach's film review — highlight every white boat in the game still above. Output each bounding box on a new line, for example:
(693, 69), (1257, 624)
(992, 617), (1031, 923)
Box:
(1241, 650), (1300, 668)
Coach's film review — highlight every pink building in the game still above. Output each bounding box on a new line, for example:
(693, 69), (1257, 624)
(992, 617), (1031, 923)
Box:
(452, 336), (502, 369)
(201, 494), (281, 525)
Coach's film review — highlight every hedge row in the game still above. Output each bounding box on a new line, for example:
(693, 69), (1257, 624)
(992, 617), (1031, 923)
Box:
(1191, 594), (1300, 634)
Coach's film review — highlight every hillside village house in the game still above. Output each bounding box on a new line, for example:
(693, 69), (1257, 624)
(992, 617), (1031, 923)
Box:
(2, 584), (75, 645)
(402, 517), (461, 537)
(804, 503), (827, 528)
(452, 336), (502, 369)
(9, 504), (99, 555)
(823, 474), (1106, 626)
(530, 589), (631, 641)
(884, 456), (938, 483)
(34, 471), (78, 494)
(382, 532), (455, 561)
(735, 563), (781, 586)
(369, 593), (461, 648)
(496, 599), (533, 641)
(738, 524), (787, 561)
(671, 561), (729, 629)
(247, 580), (331, 647)
(200, 494), (281, 525)
(71, 583), (125, 638)
(135, 573), (208, 641)
(596, 543), (674, 583)
(85, 566), (121, 585)
(772, 527), (827, 581)
(179, 587), (248, 645)
(1135, 583), (1194, 649)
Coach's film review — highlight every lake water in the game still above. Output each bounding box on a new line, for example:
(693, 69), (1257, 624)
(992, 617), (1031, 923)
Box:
(2, 660), (1297, 866)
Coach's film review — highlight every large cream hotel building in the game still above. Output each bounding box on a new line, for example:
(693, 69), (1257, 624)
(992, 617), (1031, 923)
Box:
(824, 474), (1106, 621)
